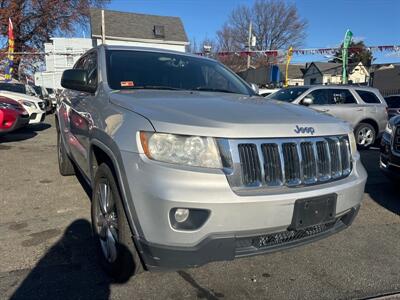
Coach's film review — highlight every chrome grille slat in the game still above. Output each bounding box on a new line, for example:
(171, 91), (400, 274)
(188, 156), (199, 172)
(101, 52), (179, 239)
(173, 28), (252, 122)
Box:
(327, 137), (342, 178)
(316, 141), (331, 181)
(339, 137), (351, 176)
(228, 135), (352, 191)
(394, 126), (400, 153)
(238, 144), (261, 186)
(282, 143), (301, 186)
(262, 144), (283, 186)
(300, 142), (318, 184)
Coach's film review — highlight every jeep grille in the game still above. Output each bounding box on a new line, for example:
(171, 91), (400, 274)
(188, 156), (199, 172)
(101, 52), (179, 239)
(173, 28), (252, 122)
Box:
(394, 126), (400, 153)
(220, 135), (352, 194)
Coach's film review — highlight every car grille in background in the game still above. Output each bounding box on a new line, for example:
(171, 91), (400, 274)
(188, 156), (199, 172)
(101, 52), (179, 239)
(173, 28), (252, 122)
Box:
(233, 136), (351, 190)
(38, 102), (45, 110)
(394, 126), (400, 153)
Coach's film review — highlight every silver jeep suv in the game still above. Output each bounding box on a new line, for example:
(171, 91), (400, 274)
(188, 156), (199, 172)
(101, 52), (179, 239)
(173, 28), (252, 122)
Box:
(268, 85), (388, 148)
(56, 45), (367, 279)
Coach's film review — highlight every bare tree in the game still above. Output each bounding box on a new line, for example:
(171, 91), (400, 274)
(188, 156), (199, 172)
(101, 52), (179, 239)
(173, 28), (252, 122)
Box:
(0, 0), (109, 80)
(216, 0), (307, 70)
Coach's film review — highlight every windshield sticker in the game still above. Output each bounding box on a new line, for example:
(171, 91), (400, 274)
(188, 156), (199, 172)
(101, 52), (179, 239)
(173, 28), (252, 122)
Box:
(121, 81), (134, 87)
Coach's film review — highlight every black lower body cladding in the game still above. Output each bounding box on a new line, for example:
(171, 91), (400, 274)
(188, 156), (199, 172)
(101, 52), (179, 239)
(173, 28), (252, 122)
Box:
(137, 206), (359, 270)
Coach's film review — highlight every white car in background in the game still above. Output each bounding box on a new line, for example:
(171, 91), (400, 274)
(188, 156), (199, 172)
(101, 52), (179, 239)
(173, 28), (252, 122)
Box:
(0, 83), (46, 124)
(259, 88), (280, 97)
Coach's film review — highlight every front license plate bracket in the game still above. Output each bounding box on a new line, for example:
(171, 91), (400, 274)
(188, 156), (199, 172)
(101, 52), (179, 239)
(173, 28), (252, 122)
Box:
(289, 194), (337, 230)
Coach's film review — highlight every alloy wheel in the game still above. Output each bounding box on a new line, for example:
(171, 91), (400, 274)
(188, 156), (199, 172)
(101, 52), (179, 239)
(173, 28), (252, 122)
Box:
(95, 180), (119, 263)
(357, 127), (374, 147)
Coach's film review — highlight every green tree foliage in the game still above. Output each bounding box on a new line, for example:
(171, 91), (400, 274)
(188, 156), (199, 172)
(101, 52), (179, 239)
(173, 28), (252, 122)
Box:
(330, 41), (373, 67)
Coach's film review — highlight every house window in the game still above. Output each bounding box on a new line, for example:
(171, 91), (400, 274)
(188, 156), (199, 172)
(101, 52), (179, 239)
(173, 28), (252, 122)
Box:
(310, 78), (316, 85)
(66, 47), (74, 66)
(154, 25), (165, 38)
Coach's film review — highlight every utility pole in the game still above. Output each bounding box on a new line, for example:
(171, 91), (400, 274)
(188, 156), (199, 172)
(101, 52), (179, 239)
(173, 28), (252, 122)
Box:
(247, 21), (252, 69)
(101, 10), (106, 45)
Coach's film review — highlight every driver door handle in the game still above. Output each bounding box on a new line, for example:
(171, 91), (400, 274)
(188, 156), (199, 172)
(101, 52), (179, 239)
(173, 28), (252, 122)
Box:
(321, 109), (330, 112)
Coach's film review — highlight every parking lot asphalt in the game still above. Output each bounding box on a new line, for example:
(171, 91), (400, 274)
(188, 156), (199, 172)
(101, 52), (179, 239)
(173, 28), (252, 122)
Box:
(0, 116), (399, 300)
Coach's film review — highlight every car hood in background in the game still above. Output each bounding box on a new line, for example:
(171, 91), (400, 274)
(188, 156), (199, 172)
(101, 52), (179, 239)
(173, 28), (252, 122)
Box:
(0, 90), (43, 103)
(110, 90), (351, 138)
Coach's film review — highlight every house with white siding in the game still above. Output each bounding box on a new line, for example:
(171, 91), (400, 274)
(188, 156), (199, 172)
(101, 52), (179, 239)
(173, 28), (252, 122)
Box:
(34, 38), (92, 89)
(35, 9), (189, 89)
(303, 62), (369, 85)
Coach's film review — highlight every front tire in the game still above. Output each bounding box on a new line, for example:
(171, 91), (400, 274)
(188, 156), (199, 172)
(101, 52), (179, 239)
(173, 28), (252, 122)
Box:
(355, 123), (376, 149)
(91, 163), (143, 281)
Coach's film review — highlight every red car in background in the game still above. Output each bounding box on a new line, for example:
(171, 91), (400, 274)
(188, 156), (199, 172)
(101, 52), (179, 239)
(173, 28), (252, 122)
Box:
(0, 96), (30, 134)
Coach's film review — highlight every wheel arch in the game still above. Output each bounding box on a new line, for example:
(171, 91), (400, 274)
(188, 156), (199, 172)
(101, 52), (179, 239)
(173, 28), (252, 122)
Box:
(89, 139), (144, 240)
(356, 118), (378, 135)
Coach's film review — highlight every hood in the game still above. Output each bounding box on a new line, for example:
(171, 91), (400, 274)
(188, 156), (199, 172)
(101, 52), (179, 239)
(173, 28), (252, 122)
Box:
(110, 90), (351, 138)
(0, 90), (42, 103)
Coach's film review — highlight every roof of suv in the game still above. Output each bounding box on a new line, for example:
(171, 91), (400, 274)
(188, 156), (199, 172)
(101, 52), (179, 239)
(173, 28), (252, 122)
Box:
(299, 85), (379, 92)
(101, 44), (216, 62)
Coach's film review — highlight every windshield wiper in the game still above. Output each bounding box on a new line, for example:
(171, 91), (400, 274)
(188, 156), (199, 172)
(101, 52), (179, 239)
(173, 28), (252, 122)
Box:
(192, 87), (238, 94)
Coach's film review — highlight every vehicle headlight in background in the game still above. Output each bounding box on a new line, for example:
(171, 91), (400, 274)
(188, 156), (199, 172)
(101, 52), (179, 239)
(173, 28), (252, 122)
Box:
(349, 132), (357, 156)
(18, 100), (36, 108)
(385, 122), (393, 135)
(0, 102), (12, 109)
(140, 132), (222, 168)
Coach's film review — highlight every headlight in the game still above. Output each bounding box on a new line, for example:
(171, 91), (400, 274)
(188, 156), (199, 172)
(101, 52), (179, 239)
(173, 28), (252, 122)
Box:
(140, 132), (222, 168)
(385, 122), (393, 135)
(19, 100), (36, 108)
(349, 132), (357, 155)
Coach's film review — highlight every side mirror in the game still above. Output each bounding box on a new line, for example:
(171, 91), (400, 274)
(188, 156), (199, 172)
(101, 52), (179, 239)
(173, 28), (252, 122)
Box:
(250, 83), (259, 95)
(61, 69), (95, 93)
(302, 96), (314, 106)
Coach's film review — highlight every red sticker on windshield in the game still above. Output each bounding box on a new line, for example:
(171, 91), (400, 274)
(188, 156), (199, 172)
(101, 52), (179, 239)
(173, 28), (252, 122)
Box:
(121, 81), (134, 87)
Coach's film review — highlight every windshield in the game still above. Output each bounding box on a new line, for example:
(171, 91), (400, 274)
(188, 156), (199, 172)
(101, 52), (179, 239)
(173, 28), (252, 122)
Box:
(0, 83), (26, 94)
(105, 50), (254, 95)
(26, 85), (38, 97)
(33, 86), (42, 96)
(268, 87), (308, 102)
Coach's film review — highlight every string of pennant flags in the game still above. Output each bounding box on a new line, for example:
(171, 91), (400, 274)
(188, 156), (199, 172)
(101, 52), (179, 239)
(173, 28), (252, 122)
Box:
(3, 45), (397, 58)
(2, 16), (400, 84)
(195, 45), (400, 57)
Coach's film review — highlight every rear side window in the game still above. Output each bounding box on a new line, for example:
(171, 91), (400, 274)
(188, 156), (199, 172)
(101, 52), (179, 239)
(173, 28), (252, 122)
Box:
(307, 89), (356, 105)
(356, 90), (381, 104)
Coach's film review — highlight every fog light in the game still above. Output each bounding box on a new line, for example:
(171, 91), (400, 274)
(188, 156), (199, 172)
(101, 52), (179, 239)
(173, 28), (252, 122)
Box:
(174, 208), (189, 223)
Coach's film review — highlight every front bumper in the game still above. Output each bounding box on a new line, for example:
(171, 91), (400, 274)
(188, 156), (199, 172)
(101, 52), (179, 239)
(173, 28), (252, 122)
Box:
(138, 206), (359, 269)
(121, 151), (367, 269)
(0, 114), (29, 133)
(28, 111), (45, 124)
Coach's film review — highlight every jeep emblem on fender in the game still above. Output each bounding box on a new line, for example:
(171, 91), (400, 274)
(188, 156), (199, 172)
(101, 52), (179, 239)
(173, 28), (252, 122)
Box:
(294, 125), (315, 135)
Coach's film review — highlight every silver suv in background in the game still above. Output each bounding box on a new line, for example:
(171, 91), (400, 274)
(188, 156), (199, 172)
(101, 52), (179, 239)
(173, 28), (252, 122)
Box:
(268, 85), (388, 148)
(56, 46), (366, 280)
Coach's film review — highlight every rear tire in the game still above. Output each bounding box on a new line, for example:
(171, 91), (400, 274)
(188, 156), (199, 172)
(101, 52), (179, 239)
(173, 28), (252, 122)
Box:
(57, 128), (75, 176)
(355, 123), (376, 149)
(91, 163), (144, 281)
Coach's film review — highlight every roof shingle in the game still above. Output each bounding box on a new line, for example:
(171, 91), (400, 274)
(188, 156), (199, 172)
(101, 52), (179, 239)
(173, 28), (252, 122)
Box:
(90, 9), (188, 43)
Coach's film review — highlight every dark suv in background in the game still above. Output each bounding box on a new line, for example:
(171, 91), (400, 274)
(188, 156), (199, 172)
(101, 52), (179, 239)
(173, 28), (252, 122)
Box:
(384, 95), (400, 119)
(380, 115), (400, 180)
